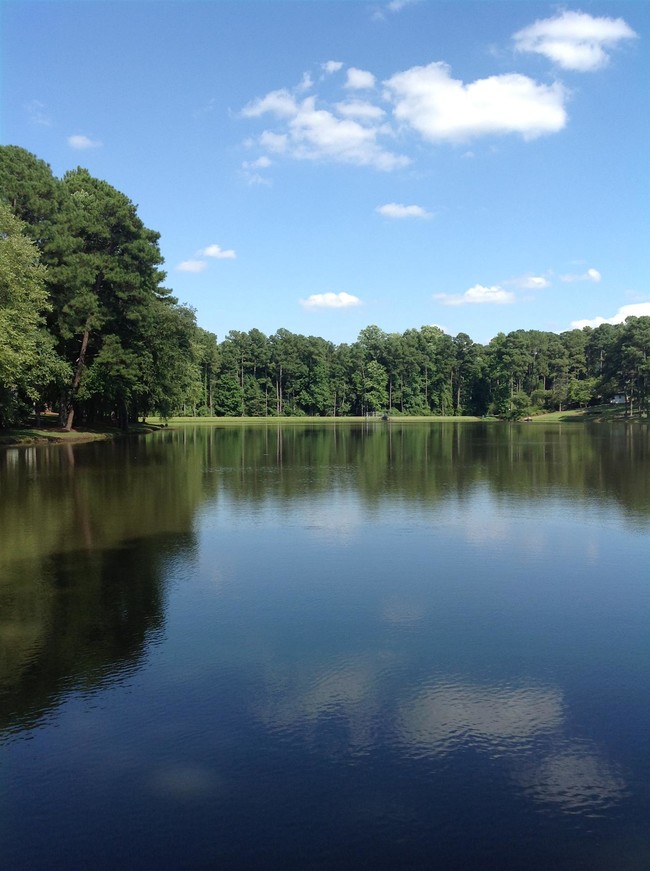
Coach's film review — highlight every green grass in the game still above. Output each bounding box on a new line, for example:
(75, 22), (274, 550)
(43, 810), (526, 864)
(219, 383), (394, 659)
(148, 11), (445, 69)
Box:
(2, 405), (644, 446)
(527, 404), (644, 423)
(0, 417), (164, 447)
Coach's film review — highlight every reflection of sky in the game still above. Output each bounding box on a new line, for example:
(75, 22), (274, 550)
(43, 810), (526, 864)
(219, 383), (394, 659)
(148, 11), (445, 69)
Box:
(254, 655), (626, 817)
(399, 682), (626, 814)
(256, 655), (384, 754)
(192, 463), (644, 824)
(398, 682), (563, 755)
(517, 745), (626, 814)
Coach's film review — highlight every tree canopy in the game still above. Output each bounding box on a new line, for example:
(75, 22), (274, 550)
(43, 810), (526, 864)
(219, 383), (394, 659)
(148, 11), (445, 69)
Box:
(1, 145), (648, 428)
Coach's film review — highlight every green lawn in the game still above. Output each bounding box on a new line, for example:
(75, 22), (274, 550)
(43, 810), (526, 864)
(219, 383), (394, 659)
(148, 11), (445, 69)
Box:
(527, 404), (642, 423)
(2, 406), (645, 446)
(0, 417), (163, 446)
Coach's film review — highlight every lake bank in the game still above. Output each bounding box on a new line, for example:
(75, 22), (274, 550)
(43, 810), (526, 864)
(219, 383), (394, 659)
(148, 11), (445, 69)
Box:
(0, 420), (165, 447)
(0, 405), (643, 446)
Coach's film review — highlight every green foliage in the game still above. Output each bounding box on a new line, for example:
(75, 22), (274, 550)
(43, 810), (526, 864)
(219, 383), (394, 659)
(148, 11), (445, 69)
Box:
(2, 145), (649, 426)
(0, 204), (68, 426)
(508, 391), (532, 420)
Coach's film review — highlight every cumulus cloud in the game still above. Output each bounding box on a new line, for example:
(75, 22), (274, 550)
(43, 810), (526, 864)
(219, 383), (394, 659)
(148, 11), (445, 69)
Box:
(242, 48), (579, 173)
(242, 91), (408, 171)
(560, 268), (601, 283)
(571, 302), (650, 330)
(242, 88), (297, 119)
(241, 156), (273, 185)
(300, 292), (362, 309)
(345, 67), (376, 90)
(68, 134), (102, 150)
(298, 72), (314, 93)
(176, 245), (236, 272)
(376, 202), (432, 219)
(199, 244), (236, 259)
(322, 60), (344, 75)
(508, 274), (551, 290)
(514, 11), (637, 72)
(385, 62), (567, 142)
(248, 156), (272, 169)
(335, 100), (385, 121)
(259, 131), (289, 153)
(435, 284), (516, 306)
(176, 260), (208, 273)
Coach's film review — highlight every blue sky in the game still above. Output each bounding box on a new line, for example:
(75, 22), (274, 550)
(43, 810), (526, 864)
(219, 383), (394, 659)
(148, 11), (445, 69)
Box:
(2, 0), (648, 345)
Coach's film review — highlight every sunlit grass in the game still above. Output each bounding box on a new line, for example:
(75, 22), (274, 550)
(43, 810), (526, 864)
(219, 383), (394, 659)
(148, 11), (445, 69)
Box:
(2, 406), (645, 446)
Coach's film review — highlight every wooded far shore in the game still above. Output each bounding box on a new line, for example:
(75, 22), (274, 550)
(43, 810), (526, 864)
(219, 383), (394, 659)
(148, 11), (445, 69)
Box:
(2, 146), (650, 433)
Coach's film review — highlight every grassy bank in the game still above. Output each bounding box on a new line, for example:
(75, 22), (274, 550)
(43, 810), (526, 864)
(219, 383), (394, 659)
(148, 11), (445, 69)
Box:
(0, 418), (165, 447)
(1, 405), (644, 446)
(526, 404), (646, 423)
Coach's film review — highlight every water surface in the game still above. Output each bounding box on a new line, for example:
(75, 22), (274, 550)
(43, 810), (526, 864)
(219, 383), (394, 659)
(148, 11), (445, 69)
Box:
(1, 422), (649, 869)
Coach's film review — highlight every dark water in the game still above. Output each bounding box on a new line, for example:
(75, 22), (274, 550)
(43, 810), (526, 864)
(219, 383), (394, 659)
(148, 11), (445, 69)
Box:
(1, 422), (649, 870)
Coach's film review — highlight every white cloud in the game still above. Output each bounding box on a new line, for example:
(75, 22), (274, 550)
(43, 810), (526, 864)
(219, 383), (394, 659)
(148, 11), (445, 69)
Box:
(345, 68), (376, 90)
(176, 260), (208, 273)
(385, 62), (567, 142)
(509, 274), (551, 290)
(241, 156), (273, 185)
(514, 11), (637, 72)
(322, 60), (344, 75)
(373, 0), (422, 21)
(242, 89), (297, 119)
(246, 92), (408, 171)
(436, 284), (516, 306)
(298, 72), (314, 93)
(335, 100), (385, 121)
(259, 131), (289, 153)
(68, 134), (102, 150)
(199, 244), (236, 260)
(560, 268), (601, 283)
(300, 292), (362, 309)
(376, 202), (432, 219)
(571, 302), (650, 330)
(242, 54), (572, 174)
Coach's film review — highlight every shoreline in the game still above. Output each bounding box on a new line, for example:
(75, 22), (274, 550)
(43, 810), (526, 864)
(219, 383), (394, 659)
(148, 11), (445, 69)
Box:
(0, 406), (644, 447)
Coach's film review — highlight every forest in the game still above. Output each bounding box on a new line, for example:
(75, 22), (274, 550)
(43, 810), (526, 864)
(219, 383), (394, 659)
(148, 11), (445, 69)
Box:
(1, 145), (649, 428)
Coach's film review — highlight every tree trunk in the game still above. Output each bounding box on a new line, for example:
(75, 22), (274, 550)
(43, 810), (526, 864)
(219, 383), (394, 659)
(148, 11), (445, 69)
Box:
(64, 325), (91, 431)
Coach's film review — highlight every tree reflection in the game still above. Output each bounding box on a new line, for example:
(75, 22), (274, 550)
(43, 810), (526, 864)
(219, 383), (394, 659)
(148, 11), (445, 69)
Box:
(0, 434), (217, 736)
(191, 422), (650, 521)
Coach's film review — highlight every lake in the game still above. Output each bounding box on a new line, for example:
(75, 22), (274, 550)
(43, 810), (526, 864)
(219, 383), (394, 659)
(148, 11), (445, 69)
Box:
(1, 421), (649, 870)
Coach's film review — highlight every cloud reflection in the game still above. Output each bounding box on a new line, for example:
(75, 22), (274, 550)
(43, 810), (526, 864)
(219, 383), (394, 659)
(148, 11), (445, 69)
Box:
(398, 681), (626, 814)
(256, 663), (627, 816)
(517, 746), (626, 814)
(256, 655), (389, 753)
(398, 682), (563, 756)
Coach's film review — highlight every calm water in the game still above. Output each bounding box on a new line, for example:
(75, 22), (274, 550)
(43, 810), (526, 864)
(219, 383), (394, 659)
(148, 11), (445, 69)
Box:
(1, 422), (650, 870)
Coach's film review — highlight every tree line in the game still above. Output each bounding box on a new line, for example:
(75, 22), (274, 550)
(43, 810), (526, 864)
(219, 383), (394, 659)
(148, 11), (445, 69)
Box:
(187, 318), (650, 419)
(1, 145), (649, 427)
